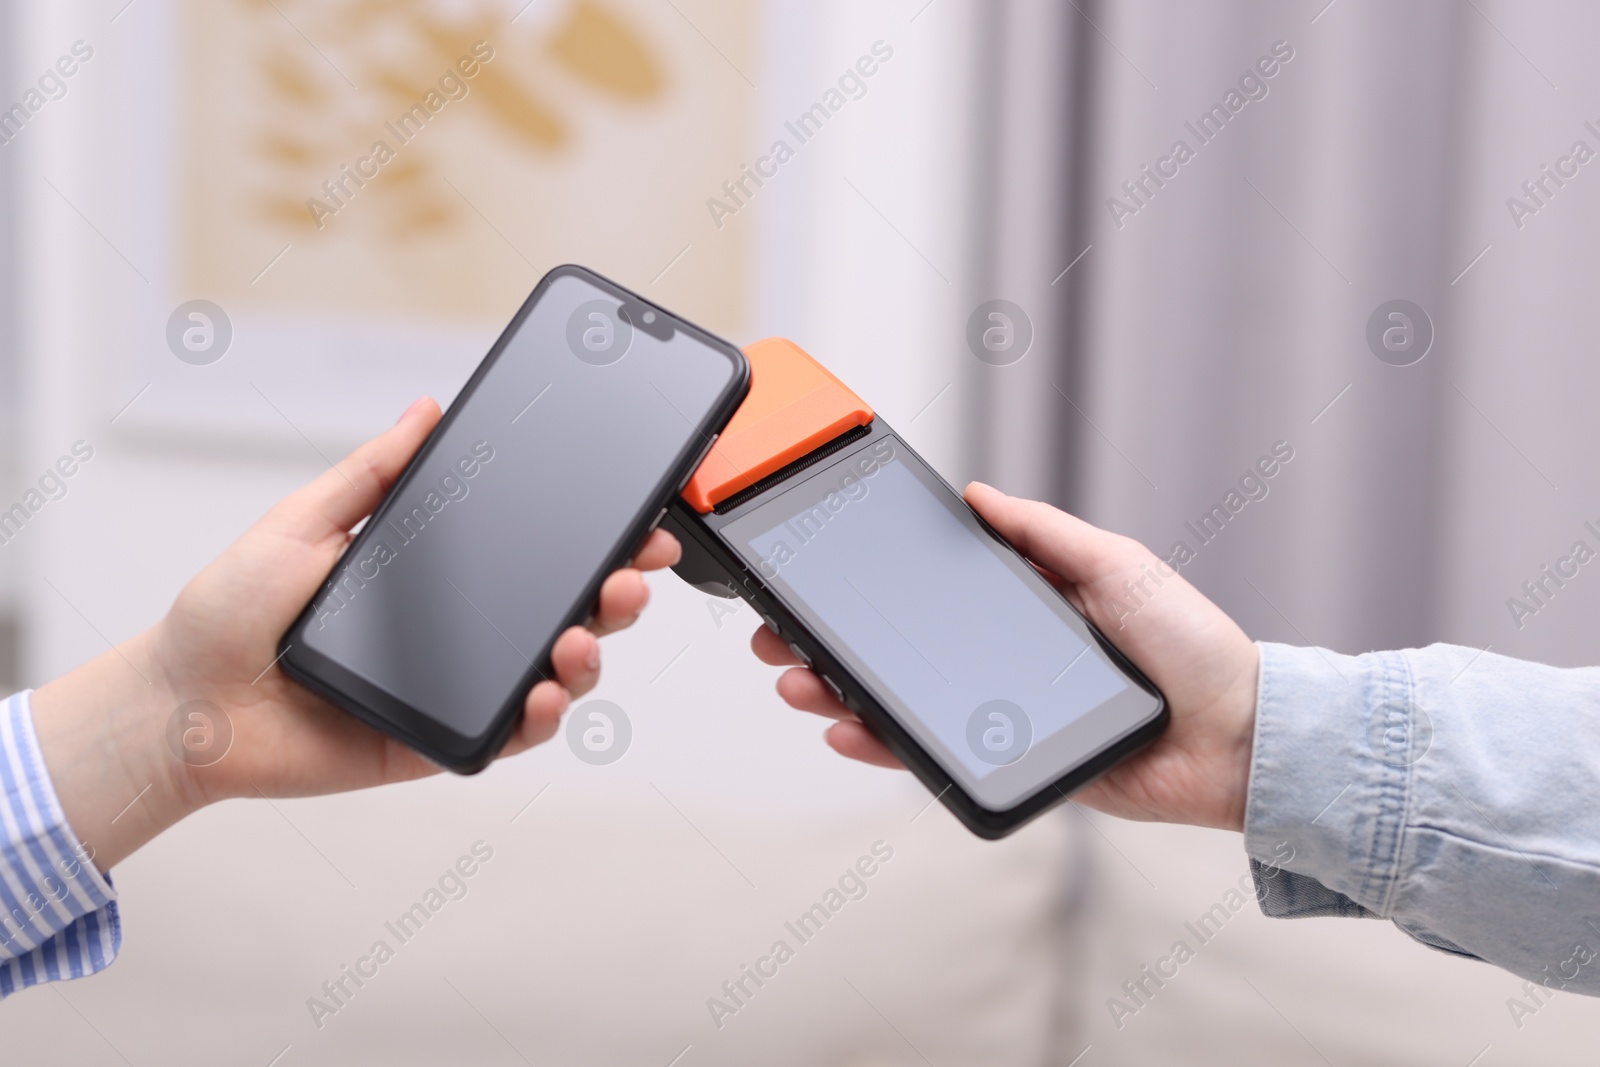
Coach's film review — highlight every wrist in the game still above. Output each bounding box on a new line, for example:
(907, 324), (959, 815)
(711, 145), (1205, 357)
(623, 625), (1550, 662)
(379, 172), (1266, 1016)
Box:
(31, 625), (201, 873)
(1219, 717), (1257, 834)
(1176, 640), (1260, 834)
(1218, 645), (1262, 833)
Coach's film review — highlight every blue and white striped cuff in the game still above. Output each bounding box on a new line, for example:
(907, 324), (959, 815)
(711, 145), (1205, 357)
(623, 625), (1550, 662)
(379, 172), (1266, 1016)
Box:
(0, 690), (120, 998)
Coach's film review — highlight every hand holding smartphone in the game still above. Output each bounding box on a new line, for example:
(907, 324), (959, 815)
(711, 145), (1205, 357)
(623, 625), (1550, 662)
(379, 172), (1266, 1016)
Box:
(280, 266), (749, 772)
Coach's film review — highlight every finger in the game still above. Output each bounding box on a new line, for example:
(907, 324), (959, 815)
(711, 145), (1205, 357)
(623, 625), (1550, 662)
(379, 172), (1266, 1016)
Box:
(824, 721), (904, 768)
(502, 679), (570, 757)
(632, 528), (682, 571)
(373, 735), (448, 784)
(1028, 561), (1089, 615)
(274, 397), (443, 542)
(591, 568), (649, 637)
(751, 624), (802, 666)
(549, 625), (601, 699)
(776, 667), (857, 721)
(964, 481), (1150, 587)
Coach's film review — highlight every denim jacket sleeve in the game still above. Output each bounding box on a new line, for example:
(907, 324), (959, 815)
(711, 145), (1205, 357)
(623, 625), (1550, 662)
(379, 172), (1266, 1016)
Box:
(1244, 642), (1600, 995)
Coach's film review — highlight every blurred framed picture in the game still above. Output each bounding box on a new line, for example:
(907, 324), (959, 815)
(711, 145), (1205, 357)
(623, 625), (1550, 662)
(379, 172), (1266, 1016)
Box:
(97, 0), (754, 445)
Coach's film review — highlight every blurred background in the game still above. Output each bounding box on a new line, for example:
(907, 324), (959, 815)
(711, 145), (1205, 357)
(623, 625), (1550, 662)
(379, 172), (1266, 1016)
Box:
(3, 0), (1599, 1063)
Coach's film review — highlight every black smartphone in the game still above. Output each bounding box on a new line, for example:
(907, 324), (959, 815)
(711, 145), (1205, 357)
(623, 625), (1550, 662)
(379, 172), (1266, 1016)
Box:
(668, 415), (1166, 839)
(279, 265), (749, 772)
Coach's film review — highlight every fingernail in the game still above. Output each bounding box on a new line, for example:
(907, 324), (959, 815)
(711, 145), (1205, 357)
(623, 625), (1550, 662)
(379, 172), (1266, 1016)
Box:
(586, 641), (601, 673)
(396, 396), (431, 424)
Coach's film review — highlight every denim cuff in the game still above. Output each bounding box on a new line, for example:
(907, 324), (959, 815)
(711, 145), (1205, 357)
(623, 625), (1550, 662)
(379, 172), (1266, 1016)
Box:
(1249, 860), (1373, 919)
(1244, 642), (1417, 920)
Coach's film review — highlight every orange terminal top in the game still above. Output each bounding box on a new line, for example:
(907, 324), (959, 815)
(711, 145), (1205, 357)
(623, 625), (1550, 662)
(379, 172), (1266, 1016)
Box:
(681, 337), (874, 513)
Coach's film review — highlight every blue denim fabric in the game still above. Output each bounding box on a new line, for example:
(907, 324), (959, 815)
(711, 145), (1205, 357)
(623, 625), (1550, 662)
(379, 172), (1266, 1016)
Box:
(1246, 642), (1600, 993)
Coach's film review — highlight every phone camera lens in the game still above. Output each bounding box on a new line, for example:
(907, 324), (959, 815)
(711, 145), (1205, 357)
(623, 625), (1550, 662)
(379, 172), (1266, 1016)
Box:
(617, 301), (674, 340)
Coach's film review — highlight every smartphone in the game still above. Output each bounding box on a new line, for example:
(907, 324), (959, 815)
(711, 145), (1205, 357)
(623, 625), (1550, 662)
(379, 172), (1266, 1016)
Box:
(665, 339), (1166, 838)
(279, 265), (749, 772)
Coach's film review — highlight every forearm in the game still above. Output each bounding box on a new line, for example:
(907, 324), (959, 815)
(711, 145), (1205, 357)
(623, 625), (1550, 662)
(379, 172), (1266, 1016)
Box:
(29, 626), (194, 875)
(1245, 642), (1600, 994)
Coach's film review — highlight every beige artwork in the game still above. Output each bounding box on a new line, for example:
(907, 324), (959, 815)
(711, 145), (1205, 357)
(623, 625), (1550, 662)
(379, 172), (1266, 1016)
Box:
(183, 0), (755, 331)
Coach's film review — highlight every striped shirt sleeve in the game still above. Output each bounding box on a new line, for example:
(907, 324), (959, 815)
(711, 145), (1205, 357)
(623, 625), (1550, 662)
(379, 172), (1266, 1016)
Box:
(0, 690), (120, 998)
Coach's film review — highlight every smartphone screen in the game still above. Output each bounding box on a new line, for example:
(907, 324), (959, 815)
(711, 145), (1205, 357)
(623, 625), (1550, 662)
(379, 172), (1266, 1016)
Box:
(283, 266), (746, 769)
(720, 433), (1163, 809)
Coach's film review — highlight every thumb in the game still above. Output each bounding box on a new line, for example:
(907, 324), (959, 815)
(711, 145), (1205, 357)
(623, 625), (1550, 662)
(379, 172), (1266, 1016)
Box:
(963, 481), (1150, 589)
(273, 397), (443, 542)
